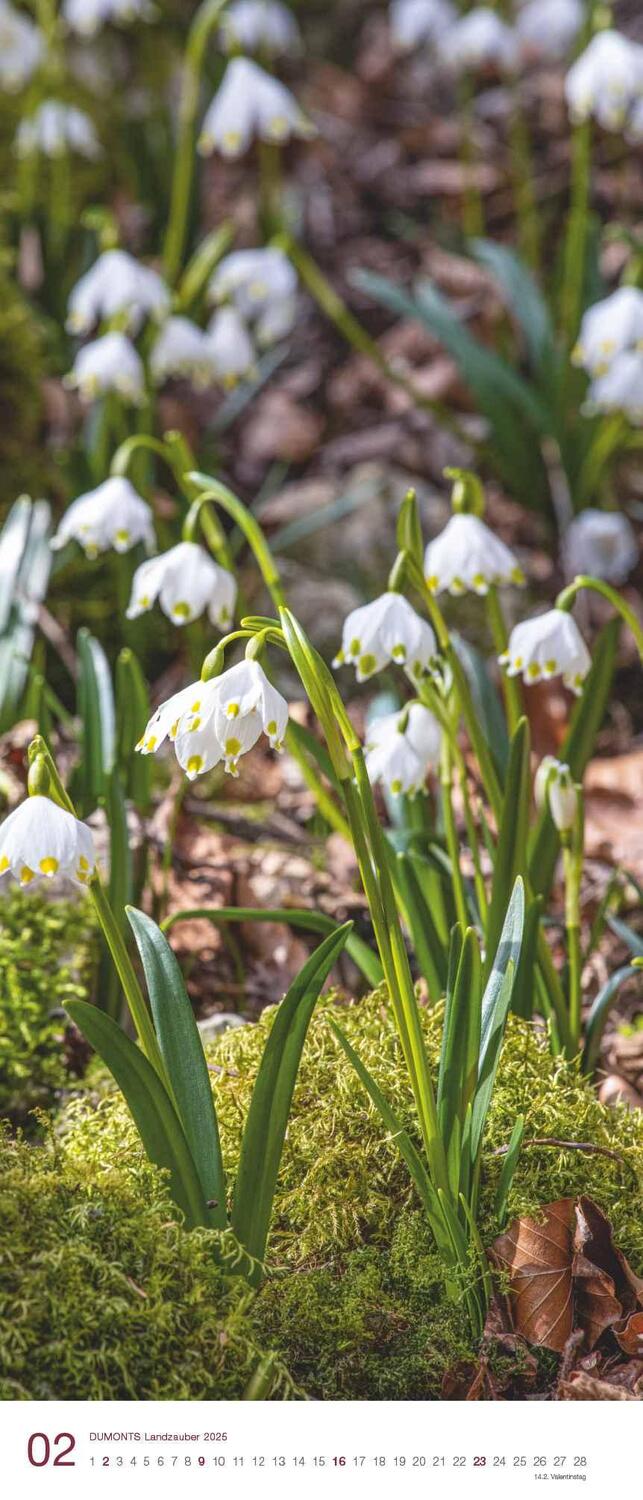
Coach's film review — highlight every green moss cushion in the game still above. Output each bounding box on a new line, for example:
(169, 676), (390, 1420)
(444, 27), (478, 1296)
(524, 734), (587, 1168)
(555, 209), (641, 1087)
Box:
(1, 990), (641, 1400)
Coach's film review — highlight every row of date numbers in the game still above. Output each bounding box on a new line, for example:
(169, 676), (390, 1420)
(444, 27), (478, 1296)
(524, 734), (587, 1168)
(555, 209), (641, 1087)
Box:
(89, 1455), (589, 1469)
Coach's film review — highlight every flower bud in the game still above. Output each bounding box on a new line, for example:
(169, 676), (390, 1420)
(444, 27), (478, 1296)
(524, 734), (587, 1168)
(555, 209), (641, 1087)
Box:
(444, 467), (485, 518)
(535, 758), (578, 833)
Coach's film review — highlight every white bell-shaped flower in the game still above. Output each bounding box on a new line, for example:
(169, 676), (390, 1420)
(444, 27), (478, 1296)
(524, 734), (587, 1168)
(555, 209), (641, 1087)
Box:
(150, 316), (218, 388)
(206, 306), (256, 385)
(51, 476), (155, 559)
(534, 757), (578, 834)
(565, 29), (643, 131)
(334, 592), (438, 684)
(209, 247), (298, 348)
(136, 680), (211, 756)
(572, 286), (643, 378)
(515, 0), (582, 63)
(175, 659), (289, 778)
(585, 349), (643, 425)
(15, 101), (102, 159)
(499, 608), (591, 694)
(390, 0), (456, 53)
(365, 702), (442, 797)
(67, 250), (169, 336)
(0, 1), (44, 90)
(66, 331), (145, 405)
(0, 795), (96, 888)
(63, 0), (157, 35)
(126, 541), (237, 629)
(220, 1), (301, 56)
(439, 7), (519, 74)
(563, 509), (638, 585)
(198, 56), (315, 158)
(424, 513), (525, 596)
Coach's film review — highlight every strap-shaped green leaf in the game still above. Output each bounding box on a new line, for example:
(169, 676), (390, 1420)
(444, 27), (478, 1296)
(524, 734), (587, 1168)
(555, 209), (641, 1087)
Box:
(65, 999), (208, 1229)
(162, 903), (382, 988)
(232, 923), (353, 1270)
(437, 926), (482, 1152)
(494, 1115), (525, 1227)
(77, 628), (116, 807)
(116, 647), (151, 810)
(393, 851), (447, 1002)
(470, 879), (524, 1164)
(470, 239), (556, 379)
(582, 965), (636, 1077)
(126, 907), (227, 1229)
(484, 718), (530, 982)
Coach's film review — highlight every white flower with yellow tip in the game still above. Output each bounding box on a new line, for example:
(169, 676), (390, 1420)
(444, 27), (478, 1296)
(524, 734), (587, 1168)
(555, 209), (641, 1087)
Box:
(126, 541), (237, 629)
(150, 316), (218, 387)
(15, 101), (102, 159)
(0, 1), (44, 91)
(585, 349), (643, 425)
(572, 286), (643, 378)
(0, 796), (96, 888)
(206, 306), (256, 385)
(565, 29), (643, 131)
(499, 608), (591, 695)
(51, 477), (155, 559)
(63, 0), (157, 34)
(424, 513), (525, 596)
(563, 509), (638, 585)
(534, 757), (578, 834)
(66, 331), (145, 405)
(220, 0), (301, 56)
(198, 56), (315, 158)
(334, 592), (438, 684)
(208, 247), (297, 347)
(136, 681), (208, 756)
(67, 250), (169, 336)
(439, 7), (519, 74)
(137, 660), (289, 779)
(390, 0), (456, 53)
(365, 702), (442, 797)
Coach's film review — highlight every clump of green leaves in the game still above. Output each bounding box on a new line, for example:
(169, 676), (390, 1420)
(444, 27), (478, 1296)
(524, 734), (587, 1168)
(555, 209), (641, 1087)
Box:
(0, 889), (96, 1127)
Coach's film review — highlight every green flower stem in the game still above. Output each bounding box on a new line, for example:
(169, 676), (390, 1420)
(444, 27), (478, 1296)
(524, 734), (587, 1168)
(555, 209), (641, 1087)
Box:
(163, 0), (231, 284)
(258, 140), (283, 238)
(560, 116), (592, 348)
(557, 575), (643, 662)
(439, 738), (469, 933)
(458, 763), (488, 927)
(563, 843), (583, 1054)
(457, 76), (484, 240)
(575, 414), (627, 506)
(485, 585), (523, 736)
(185, 476), (286, 607)
(508, 92), (540, 273)
(283, 725), (352, 842)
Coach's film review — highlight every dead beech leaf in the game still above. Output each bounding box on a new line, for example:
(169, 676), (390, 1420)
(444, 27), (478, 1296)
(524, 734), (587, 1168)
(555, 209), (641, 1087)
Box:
(574, 1196), (643, 1315)
(558, 1370), (638, 1400)
(492, 1199), (575, 1352)
(614, 1311), (643, 1358)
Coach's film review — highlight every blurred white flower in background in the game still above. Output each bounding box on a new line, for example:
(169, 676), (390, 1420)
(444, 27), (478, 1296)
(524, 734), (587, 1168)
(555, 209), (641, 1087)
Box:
(499, 608), (591, 694)
(198, 56), (315, 157)
(334, 592), (438, 683)
(389, 0), (456, 53)
(15, 102), (102, 159)
(585, 349), (643, 425)
(0, 1), (43, 91)
(565, 29), (643, 131)
(67, 249), (169, 336)
(66, 331), (145, 403)
(439, 7), (519, 74)
(126, 541), (237, 629)
(572, 286), (643, 377)
(150, 316), (218, 388)
(220, 0), (301, 57)
(424, 513), (525, 595)
(206, 305), (257, 385)
(0, 797), (96, 888)
(63, 0), (157, 36)
(515, 0), (583, 63)
(209, 246), (298, 347)
(563, 509), (638, 584)
(138, 660), (289, 779)
(534, 757), (578, 834)
(365, 702), (442, 797)
(51, 477), (155, 559)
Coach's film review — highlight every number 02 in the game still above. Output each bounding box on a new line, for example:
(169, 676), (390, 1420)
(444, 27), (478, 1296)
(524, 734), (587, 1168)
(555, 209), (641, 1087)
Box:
(27, 1433), (76, 1467)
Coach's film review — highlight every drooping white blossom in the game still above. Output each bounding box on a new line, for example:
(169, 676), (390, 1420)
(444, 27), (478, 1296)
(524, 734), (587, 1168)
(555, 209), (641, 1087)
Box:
(534, 757), (578, 834)
(208, 247), (298, 346)
(206, 306), (256, 385)
(565, 29), (643, 131)
(198, 56), (315, 158)
(66, 331), (146, 404)
(585, 349), (643, 425)
(15, 101), (102, 159)
(51, 477), (155, 559)
(67, 250), (169, 336)
(62, 0), (157, 35)
(220, 1), (301, 57)
(439, 7), (519, 74)
(563, 509), (638, 585)
(424, 513), (525, 596)
(0, 1), (44, 91)
(150, 316), (219, 387)
(515, 0), (583, 63)
(126, 541), (237, 630)
(572, 286), (643, 378)
(389, 0), (456, 53)
(365, 702), (442, 797)
(0, 796), (96, 888)
(137, 660), (289, 779)
(499, 608), (591, 694)
(334, 592), (438, 684)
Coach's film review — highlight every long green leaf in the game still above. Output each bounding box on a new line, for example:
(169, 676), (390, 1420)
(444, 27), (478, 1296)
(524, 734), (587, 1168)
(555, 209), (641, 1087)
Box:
(393, 851), (447, 1001)
(65, 998), (208, 1228)
(127, 907), (227, 1228)
(582, 965), (637, 1076)
(162, 903), (382, 988)
(77, 628), (115, 807)
(232, 924), (352, 1271)
(494, 1115), (525, 1226)
(116, 647), (151, 810)
(99, 769), (133, 1021)
(484, 719), (530, 982)
(470, 239), (556, 378)
(437, 927), (482, 1162)
(470, 878), (524, 1164)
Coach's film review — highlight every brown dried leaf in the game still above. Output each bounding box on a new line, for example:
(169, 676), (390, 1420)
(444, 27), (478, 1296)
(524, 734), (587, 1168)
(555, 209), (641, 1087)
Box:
(491, 1198), (575, 1352)
(558, 1370), (638, 1400)
(614, 1312), (643, 1358)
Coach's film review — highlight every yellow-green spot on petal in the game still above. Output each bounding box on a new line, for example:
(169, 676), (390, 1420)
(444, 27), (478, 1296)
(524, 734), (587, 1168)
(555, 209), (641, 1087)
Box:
(359, 653), (377, 677)
(0, 855), (8, 873)
(188, 716), (201, 732)
(78, 856), (89, 872)
(20, 865), (36, 885)
(511, 567), (526, 585)
(472, 573), (486, 589)
(139, 594), (150, 608)
(513, 656), (523, 670)
(527, 663), (540, 679)
(266, 720), (277, 736)
(426, 574), (439, 592)
(544, 659), (557, 674)
(225, 737), (241, 756)
(391, 644), (406, 661)
(391, 779), (403, 795)
(146, 735), (157, 751)
(39, 857), (59, 877)
(191, 704), (202, 719)
(115, 529), (130, 544)
(187, 755), (204, 775)
(349, 637), (361, 657)
(172, 601), (191, 620)
(226, 702), (240, 718)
